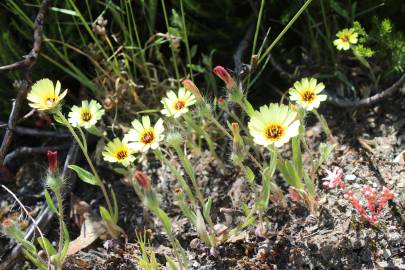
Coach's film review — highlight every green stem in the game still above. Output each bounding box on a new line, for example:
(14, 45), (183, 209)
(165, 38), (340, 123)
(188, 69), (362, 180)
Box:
(258, 0), (314, 64)
(161, 0), (180, 81)
(56, 111), (113, 217)
(55, 191), (64, 269)
(312, 110), (336, 143)
(155, 149), (196, 206)
(180, 0), (193, 79)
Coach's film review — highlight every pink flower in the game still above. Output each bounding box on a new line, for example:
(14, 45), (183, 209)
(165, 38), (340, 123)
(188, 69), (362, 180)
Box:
(322, 167), (345, 189)
(344, 186), (397, 225)
(377, 187), (396, 215)
(213, 66), (236, 90)
(289, 187), (299, 202)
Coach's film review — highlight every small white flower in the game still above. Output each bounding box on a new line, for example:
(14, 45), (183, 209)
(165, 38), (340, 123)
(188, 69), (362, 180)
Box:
(289, 78), (327, 111)
(161, 87), (196, 118)
(124, 116), (165, 152)
(248, 103), (300, 148)
(102, 138), (136, 167)
(68, 100), (105, 129)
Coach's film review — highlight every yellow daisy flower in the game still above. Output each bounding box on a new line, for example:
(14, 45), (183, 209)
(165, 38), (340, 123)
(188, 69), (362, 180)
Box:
(161, 87), (196, 118)
(124, 116), (165, 152)
(333, 28), (358, 51)
(68, 100), (105, 129)
(102, 138), (135, 167)
(288, 78), (327, 111)
(248, 103), (300, 148)
(27, 79), (67, 111)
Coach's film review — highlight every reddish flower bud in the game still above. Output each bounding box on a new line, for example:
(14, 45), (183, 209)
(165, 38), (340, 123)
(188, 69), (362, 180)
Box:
(182, 79), (203, 102)
(134, 170), (151, 192)
(289, 187), (299, 202)
(217, 96), (225, 106)
(47, 151), (58, 174)
(213, 66), (236, 90)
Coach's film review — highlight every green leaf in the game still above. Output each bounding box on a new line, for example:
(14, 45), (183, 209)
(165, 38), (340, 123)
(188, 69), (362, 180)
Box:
(241, 203), (251, 216)
(111, 187), (119, 223)
(277, 160), (304, 189)
(113, 168), (129, 176)
(292, 137), (303, 179)
(177, 193), (197, 225)
(99, 206), (112, 223)
(243, 98), (255, 117)
(241, 216), (256, 229)
(60, 224), (70, 261)
(37, 237), (57, 256)
(203, 197), (212, 222)
(245, 166), (255, 183)
(303, 172), (315, 197)
(165, 256), (179, 270)
(87, 126), (104, 137)
(69, 165), (98, 185)
(44, 189), (58, 214)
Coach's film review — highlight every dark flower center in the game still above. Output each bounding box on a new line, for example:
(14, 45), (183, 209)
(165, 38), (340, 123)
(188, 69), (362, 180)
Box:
(265, 124), (285, 141)
(81, 112), (92, 122)
(341, 35), (349, 42)
(302, 91), (315, 102)
(116, 150), (128, 160)
(141, 131), (155, 144)
(46, 97), (56, 105)
(174, 100), (186, 110)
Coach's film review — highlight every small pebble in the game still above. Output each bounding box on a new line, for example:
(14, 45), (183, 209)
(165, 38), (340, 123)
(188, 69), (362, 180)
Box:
(344, 174), (356, 181)
(383, 249), (392, 259)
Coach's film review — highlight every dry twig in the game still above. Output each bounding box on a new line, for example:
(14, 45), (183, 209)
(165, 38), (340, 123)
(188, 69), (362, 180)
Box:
(0, 0), (50, 165)
(4, 144), (71, 166)
(328, 73), (405, 108)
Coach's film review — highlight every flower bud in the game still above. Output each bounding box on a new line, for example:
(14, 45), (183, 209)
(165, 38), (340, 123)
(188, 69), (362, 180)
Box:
(217, 96), (225, 106)
(1, 218), (22, 240)
(134, 171), (151, 192)
(230, 122), (241, 144)
(182, 79), (204, 102)
(213, 66), (236, 90)
(46, 151), (63, 193)
(47, 151), (58, 174)
(166, 132), (183, 147)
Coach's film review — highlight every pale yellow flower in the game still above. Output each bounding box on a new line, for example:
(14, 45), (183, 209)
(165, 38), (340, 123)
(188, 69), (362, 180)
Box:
(68, 100), (105, 129)
(333, 28), (358, 51)
(289, 78), (327, 111)
(161, 87), (196, 118)
(248, 103), (300, 148)
(102, 138), (135, 167)
(27, 79), (67, 111)
(124, 116), (165, 152)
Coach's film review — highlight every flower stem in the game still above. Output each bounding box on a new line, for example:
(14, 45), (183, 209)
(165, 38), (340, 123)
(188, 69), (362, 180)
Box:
(55, 190), (64, 269)
(55, 111), (114, 218)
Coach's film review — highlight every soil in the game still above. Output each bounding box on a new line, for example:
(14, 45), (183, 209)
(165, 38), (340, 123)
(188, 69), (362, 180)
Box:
(0, 91), (404, 270)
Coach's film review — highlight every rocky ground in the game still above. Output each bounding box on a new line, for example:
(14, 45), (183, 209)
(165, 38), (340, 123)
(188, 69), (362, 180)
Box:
(1, 91), (404, 270)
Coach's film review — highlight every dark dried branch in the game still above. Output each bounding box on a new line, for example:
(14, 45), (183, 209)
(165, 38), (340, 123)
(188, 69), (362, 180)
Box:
(4, 143), (71, 166)
(0, 59), (28, 72)
(0, 122), (71, 139)
(13, 126), (71, 139)
(0, 0), (50, 165)
(0, 143), (79, 270)
(233, 21), (255, 78)
(328, 73), (405, 108)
